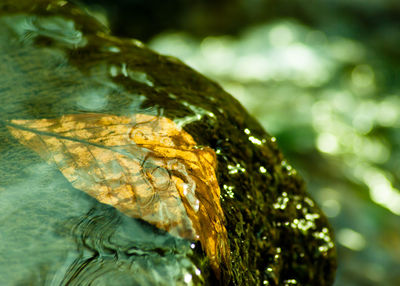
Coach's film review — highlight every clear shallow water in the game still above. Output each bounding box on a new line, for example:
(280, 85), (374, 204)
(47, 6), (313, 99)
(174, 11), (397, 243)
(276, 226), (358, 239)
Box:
(0, 12), (199, 286)
(0, 161), (195, 285)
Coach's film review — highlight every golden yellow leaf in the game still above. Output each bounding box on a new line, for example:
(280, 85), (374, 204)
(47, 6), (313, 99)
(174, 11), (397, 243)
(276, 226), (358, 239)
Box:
(7, 113), (229, 276)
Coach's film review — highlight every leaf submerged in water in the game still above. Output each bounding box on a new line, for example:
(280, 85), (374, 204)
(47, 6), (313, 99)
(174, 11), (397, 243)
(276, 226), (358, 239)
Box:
(7, 113), (229, 276)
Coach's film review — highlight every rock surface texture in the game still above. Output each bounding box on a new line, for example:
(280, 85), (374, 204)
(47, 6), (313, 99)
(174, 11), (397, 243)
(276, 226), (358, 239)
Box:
(0, 1), (336, 285)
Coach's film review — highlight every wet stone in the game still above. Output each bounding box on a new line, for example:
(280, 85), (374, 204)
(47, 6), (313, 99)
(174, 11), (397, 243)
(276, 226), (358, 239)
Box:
(0, 1), (336, 285)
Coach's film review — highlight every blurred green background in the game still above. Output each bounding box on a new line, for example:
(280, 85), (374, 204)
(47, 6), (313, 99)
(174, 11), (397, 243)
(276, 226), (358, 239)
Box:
(83, 0), (400, 285)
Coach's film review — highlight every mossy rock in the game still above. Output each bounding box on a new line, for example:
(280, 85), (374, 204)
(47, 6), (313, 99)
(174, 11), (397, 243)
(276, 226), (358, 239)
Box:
(0, 1), (336, 285)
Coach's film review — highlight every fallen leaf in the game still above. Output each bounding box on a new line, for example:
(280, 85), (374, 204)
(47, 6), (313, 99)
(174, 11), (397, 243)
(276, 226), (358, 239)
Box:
(7, 113), (229, 276)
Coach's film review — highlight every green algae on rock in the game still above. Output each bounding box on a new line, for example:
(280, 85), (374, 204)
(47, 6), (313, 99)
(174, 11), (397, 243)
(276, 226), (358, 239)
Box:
(0, 0), (336, 285)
